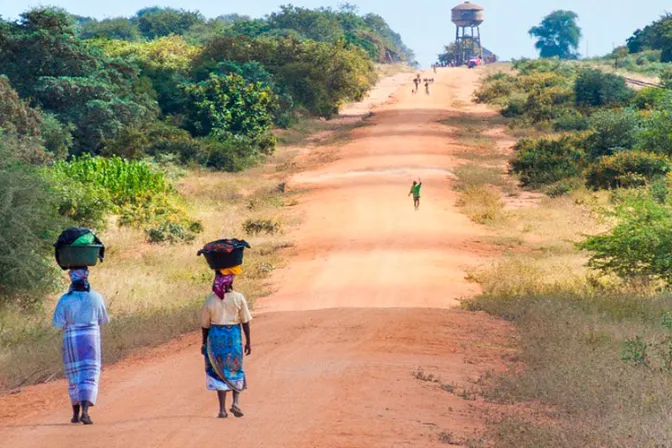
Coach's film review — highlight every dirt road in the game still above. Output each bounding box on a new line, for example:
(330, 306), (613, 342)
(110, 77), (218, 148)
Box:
(0, 68), (511, 447)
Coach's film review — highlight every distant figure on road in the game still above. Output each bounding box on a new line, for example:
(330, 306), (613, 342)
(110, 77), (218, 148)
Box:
(53, 268), (109, 425)
(413, 77), (420, 92)
(425, 81), (430, 95)
(201, 271), (252, 418)
(409, 178), (423, 210)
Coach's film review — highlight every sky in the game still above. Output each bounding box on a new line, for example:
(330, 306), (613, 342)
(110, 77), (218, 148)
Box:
(0, 0), (669, 67)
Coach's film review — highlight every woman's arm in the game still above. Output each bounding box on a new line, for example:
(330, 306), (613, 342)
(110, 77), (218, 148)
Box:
(242, 322), (251, 355)
(201, 328), (210, 355)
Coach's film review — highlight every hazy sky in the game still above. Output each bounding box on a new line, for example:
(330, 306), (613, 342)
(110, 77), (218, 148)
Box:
(0, 0), (669, 66)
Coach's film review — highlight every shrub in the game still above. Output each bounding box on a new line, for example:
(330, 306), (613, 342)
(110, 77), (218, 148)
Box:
(510, 135), (587, 187)
(631, 87), (672, 110)
(575, 69), (634, 107)
(552, 109), (589, 131)
(45, 170), (111, 229)
(242, 218), (281, 235)
(0, 139), (65, 302)
(586, 150), (672, 189)
(579, 192), (672, 284)
(584, 109), (640, 159)
(501, 93), (527, 117)
(474, 75), (517, 104)
(636, 109), (672, 156)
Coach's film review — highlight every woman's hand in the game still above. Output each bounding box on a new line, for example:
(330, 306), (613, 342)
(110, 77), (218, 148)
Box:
(244, 343), (252, 356)
(201, 344), (206, 356)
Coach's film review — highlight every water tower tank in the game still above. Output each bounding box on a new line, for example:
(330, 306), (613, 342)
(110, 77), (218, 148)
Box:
(451, 2), (484, 27)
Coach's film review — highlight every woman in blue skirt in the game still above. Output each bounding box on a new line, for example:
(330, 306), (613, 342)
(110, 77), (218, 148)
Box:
(200, 271), (252, 418)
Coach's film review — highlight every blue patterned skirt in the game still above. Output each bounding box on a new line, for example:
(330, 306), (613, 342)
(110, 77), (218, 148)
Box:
(205, 325), (246, 392)
(62, 324), (102, 405)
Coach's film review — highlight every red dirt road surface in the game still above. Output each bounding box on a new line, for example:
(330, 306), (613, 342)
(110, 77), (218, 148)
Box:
(0, 68), (513, 448)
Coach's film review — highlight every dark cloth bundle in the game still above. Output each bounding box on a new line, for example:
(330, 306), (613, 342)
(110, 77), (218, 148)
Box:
(197, 239), (250, 270)
(54, 227), (105, 270)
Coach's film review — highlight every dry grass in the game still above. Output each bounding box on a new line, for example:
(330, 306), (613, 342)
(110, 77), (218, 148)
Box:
(456, 186), (505, 224)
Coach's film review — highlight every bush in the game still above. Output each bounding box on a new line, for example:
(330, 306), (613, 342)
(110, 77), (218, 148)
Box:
(586, 150), (672, 189)
(636, 109), (672, 156)
(552, 109), (589, 131)
(584, 109), (640, 159)
(510, 135), (587, 187)
(0, 139), (65, 302)
(579, 192), (672, 284)
(575, 69), (634, 107)
(474, 75), (517, 105)
(242, 218), (281, 235)
(631, 87), (672, 110)
(45, 170), (111, 229)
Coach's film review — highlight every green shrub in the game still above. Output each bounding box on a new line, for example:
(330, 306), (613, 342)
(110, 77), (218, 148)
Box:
(0, 139), (65, 303)
(552, 109), (589, 131)
(45, 170), (111, 229)
(586, 150), (672, 189)
(510, 135), (587, 187)
(501, 93), (527, 117)
(631, 87), (672, 110)
(575, 69), (634, 107)
(145, 221), (202, 243)
(636, 109), (672, 156)
(579, 192), (672, 284)
(474, 74), (517, 104)
(584, 109), (640, 159)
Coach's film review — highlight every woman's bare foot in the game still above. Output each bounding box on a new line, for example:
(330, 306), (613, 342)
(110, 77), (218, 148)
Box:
(70, 416), (80, 424)
(217, 411), (228, 419)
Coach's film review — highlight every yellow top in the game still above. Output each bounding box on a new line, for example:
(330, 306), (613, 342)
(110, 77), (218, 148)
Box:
(200, 291), (252, 328)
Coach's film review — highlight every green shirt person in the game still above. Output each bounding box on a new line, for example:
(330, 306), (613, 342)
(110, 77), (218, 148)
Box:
(408, 178), (422, 210)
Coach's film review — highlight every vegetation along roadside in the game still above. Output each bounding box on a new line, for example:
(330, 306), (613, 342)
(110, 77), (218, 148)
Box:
(0, 5), (413, 390)
(453, 12), (672, 446)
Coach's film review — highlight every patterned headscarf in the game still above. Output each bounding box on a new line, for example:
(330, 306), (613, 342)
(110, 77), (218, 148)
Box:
(212, 272), (234, 299)
(69, 268), (90, 293)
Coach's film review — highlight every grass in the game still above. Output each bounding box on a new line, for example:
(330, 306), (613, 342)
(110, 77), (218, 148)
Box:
(456, 186), (505, 224)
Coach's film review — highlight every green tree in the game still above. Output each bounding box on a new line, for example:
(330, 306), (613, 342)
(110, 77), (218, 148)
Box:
(0, 8), (158, 155)
(529, 10), (582, 59)
(79, 17), (141, 41)
(134, 7), (204, 39)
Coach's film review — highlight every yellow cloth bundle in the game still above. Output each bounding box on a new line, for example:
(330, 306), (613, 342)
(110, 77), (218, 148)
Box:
(219, 265), (242, 275)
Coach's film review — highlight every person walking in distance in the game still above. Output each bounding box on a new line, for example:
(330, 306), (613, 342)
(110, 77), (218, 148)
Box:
(409, 178), (422, 211)
(425, 81), (430, 95)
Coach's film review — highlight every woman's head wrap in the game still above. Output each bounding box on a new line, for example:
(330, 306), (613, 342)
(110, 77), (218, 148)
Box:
(212, 272), (234, 299)
(69, 268), (90, 292)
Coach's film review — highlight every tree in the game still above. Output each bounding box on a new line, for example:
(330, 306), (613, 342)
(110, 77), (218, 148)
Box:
(79, 17), (141, 41)
(529, 10), (582, 59)
(134, 7), (204, 39)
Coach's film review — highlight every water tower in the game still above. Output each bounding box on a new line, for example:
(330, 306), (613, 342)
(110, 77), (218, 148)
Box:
(451, 1), (484, 66)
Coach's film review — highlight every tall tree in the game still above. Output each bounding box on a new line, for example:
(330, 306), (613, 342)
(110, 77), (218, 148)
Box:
(529, 10), (582, 60)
